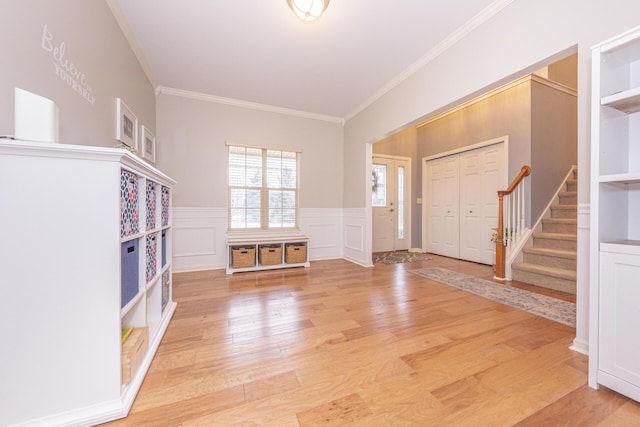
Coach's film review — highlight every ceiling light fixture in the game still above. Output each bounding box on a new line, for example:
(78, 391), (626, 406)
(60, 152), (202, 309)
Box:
(287, 0), (330, 23)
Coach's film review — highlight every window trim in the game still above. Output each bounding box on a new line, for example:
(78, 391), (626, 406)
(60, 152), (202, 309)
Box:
(227, 144), (300, 232)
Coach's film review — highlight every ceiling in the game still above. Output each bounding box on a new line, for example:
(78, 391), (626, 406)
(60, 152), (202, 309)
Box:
(108, 0), (507, 121)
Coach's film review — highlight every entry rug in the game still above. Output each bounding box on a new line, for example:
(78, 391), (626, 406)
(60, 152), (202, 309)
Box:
(410, 267), (575, 327)
(373, 251), (432, 264)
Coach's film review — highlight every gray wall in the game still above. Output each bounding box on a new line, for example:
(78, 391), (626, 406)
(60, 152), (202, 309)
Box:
(156, 92), (344, 208)
(531, 80), (578, 220)
(0, 0), (155, 150)
(417, 78), (532, 177)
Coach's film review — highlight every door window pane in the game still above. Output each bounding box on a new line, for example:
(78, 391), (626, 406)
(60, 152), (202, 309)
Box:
(372, 164), (386, 207)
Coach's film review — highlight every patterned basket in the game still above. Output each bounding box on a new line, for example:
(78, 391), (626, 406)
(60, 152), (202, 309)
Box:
(231, 247), (256, 268)
(259, 245), (282, 266)
(285, 244), (307, 264)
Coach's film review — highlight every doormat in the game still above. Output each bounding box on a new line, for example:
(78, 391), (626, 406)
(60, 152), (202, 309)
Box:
(409, 267), (575, 327)
(373, 251), (431, 264)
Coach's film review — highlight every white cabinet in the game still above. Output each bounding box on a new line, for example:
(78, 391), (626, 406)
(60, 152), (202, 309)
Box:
(0, 140), (176, 426)
(598, 244), (640, 401)
(590, 25), (640, 402)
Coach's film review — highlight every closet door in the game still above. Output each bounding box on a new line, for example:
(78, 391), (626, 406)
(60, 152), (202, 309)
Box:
(425, 155), (460, 258)
(459, 144), (504, 264)
(425, 142), (506, 264)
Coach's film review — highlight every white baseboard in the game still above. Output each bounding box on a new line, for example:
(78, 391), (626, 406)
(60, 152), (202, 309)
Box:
(570, 338), (589, 355)
(343, 256), (374, 268)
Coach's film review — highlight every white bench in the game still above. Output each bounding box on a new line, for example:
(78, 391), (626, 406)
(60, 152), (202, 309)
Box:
(226, 235), (309, 274)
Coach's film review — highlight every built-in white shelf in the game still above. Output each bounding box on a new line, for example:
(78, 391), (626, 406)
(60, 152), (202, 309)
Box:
(590, 24), (640, 404)
(602, 86), (640, 113)
(599, 172), (640, 184)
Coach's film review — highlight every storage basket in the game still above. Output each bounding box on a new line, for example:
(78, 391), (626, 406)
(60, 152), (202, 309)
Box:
(259, 245), (282, 266)
(285, 243), (307, 264)
(231, 247), (256, 268)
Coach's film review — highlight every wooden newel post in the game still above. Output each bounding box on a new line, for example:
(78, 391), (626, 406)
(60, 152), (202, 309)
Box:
(495, 190), (506, 279)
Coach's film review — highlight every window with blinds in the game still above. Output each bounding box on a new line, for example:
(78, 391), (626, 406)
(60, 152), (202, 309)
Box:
(228, 145), (299, 230)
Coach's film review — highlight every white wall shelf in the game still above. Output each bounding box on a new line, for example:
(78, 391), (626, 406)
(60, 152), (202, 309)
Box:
(0, 140), (176, 426)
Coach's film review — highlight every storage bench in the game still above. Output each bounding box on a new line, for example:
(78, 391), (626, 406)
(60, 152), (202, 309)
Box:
(226, 236), (309, 274)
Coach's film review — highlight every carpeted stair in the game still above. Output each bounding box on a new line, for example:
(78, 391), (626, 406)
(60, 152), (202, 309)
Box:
(511, 169), (577, 294)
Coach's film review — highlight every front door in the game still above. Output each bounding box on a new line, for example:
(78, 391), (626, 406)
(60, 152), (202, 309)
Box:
(372, 156), (411, 253)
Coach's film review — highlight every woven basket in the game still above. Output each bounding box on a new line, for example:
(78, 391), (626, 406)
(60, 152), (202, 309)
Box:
(231, 247), (256, 268)
(259, 245), (282, 266)
(285, 244), (307, 264)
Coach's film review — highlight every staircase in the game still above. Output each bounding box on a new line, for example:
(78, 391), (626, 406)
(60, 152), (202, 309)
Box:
(511, 168), (577, 294)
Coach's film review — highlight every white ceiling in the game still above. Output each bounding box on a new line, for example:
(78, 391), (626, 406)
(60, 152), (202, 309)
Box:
(109, 0), (508, 121)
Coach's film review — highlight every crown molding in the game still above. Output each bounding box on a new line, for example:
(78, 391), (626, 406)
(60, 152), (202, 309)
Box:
(344, 0), (516, 122)
(155, 86), (345, 125)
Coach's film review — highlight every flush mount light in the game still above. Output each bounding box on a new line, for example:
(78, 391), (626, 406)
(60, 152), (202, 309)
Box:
(287, 0), (330, 23)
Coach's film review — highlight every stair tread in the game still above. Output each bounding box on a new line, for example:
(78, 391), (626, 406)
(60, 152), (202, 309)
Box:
(523, 247), (577, 259)
(512, 262), (577, 280)
(533, 232), (577, 240)
(551, 204), (577, 209)
(542, 218), (577, 224)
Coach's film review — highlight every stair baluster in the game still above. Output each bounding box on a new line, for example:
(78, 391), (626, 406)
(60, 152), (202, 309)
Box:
(496, 165), (531, 279)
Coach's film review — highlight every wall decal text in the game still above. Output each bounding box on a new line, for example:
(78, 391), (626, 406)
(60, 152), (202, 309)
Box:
(41, 24), (95, 105)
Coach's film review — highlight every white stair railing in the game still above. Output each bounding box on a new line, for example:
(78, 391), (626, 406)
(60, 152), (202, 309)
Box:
(503, 177), (528, 255)
(495, 165), (531, 279)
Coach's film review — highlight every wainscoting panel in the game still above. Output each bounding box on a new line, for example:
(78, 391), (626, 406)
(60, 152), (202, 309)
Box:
(343, 208), (371, 267)
(172, 207), (348, 272)
(172, 208), (227, 272)
(300, 208), (343, 261)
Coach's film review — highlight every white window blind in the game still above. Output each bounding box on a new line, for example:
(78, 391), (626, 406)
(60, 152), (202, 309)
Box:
(228, 145), (299, 230)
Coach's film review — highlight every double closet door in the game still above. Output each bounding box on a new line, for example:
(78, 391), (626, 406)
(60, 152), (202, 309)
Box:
(425, 143), (506, 265)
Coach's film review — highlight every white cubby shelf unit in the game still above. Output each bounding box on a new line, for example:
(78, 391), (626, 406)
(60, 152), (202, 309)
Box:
(590, 25), (640, 403)
(226, 235), (310, 274)
(0, 140), (176, 427)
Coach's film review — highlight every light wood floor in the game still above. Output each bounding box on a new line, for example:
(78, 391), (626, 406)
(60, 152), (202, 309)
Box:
(101, 255), (640, 426)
